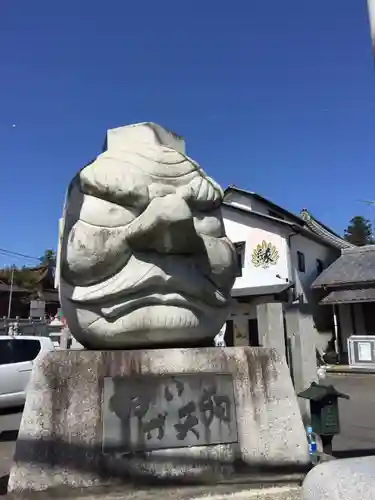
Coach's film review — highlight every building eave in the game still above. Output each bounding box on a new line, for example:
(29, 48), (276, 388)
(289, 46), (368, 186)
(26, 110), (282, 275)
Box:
(223, 203), (339, 249)
(223, 202), (296, 228)
(319, 287), (375, 305)
(314, 281), (375, 290)
(224, 185), (304, 224)
(224, 186), (346, 250)
(300, 209), (354, 250)
(232, 282), (293, 298)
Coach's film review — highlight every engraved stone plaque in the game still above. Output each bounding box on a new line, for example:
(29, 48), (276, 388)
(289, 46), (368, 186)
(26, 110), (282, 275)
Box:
(102, 374), (238, 452)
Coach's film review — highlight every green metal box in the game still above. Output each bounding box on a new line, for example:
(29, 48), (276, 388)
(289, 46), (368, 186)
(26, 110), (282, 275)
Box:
(298, 382), (349, 436)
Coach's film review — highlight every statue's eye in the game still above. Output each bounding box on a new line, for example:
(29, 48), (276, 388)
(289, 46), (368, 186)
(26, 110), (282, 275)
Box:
(79, 157), (150, 210)
(79, 194), (139, 228)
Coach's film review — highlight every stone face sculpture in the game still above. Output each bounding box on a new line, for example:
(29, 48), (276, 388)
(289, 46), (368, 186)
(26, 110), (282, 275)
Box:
(56, 122), (236, 349)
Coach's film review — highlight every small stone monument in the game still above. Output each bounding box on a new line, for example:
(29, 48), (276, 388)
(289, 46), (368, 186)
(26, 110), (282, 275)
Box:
(8, 123), (309, 497)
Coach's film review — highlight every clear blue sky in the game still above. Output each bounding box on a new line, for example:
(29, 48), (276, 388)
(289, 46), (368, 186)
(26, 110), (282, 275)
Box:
(1, 1), (375, 267)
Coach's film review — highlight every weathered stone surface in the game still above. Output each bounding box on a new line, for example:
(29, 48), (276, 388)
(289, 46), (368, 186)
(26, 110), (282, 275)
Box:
(302, 456), (375, 500)
(257, 303), (286, 359)
(7, 484), (302, 500)
(284, 305), (317, 423)
(102, 373), (238, 451)
(56, 122), (236, 349)
(8, 347), (309, 493)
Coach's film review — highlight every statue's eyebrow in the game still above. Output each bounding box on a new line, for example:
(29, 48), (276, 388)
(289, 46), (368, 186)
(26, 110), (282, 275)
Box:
(78, 167), (150, 209)
(79, 181), (148, 209)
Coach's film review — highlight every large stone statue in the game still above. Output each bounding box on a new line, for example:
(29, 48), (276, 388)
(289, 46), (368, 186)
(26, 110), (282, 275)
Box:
(56, 122), (237, 349)
(9, 125), (309, 498)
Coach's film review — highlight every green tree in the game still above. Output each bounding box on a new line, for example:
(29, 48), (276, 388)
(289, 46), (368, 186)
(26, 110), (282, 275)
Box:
(39, 249), (56, 267)
(344, 216), (374, 246)
(0, 266), (39, 289)
(0, 249), (56, 301)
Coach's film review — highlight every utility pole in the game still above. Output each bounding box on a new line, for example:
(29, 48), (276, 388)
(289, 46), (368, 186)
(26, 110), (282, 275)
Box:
(367, 0), (375, 63)
(7, 265), (15, 318)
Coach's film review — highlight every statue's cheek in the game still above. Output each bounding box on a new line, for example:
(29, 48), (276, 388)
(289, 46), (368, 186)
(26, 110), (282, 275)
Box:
(62, 221), (132, 287)
(60, 189), (137, 287)
(199, 236), (237, 293)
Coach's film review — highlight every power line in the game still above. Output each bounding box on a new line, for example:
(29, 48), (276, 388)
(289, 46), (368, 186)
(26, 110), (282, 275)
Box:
(0, 247), (40, 262)
(358, 199), (375, 206)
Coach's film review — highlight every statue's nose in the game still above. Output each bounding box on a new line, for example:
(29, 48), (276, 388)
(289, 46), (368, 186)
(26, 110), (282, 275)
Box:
(126, 194), (204, 254)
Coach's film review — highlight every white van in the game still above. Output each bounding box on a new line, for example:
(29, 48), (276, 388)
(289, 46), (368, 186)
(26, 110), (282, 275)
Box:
(0, 335), (54, 409)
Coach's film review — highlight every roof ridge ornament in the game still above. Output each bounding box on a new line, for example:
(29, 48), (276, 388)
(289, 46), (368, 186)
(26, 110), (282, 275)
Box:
(300, 209), (355, 250)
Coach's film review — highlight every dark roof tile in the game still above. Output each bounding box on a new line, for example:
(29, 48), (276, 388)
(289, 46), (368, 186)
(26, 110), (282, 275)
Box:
(312, 246), (375, 288)
(320, 288), (375, 304)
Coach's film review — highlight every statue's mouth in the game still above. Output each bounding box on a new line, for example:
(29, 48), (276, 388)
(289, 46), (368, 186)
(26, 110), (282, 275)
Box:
(99, 291), (226, 320)
(64, 252), (232, 311)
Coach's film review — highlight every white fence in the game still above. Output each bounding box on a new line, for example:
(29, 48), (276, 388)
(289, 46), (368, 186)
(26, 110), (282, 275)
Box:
(0, 317), (54, 337)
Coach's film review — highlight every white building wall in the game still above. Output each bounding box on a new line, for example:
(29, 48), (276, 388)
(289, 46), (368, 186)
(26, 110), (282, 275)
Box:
(289, 233), (339, 299)
(223, 204), (340, 352)
(249, 198), (295, 221)
(289, 234), (339, 353)
(224, 192), (297, 223)
(223, 207), (292, 293)
(223, 207), (293, 348)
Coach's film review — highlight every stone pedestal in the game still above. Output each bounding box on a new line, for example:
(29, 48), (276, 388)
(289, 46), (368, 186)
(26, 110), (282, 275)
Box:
(8, 347), (309, 494)
(257, 302), (286, 359)
(6, 484), (303, 500)
(284, 305), (318, 423)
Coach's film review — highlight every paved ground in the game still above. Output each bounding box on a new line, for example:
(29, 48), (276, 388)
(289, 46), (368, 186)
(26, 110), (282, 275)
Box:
(1, 374), (375, 494)
(0, 409), (22, 496)
(0, 411), (21, 477)
(325, 374), (375, 456)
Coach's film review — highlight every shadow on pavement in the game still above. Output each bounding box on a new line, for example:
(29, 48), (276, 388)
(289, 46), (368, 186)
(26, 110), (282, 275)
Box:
(0, 474), (9, 496)
(0, 430), (18, 442)
(0, 406), (23, 417)
(333, 448), (375, 459)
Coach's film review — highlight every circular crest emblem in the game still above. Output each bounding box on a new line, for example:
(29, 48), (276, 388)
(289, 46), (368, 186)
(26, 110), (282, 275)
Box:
(251, 240), (279, 269)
